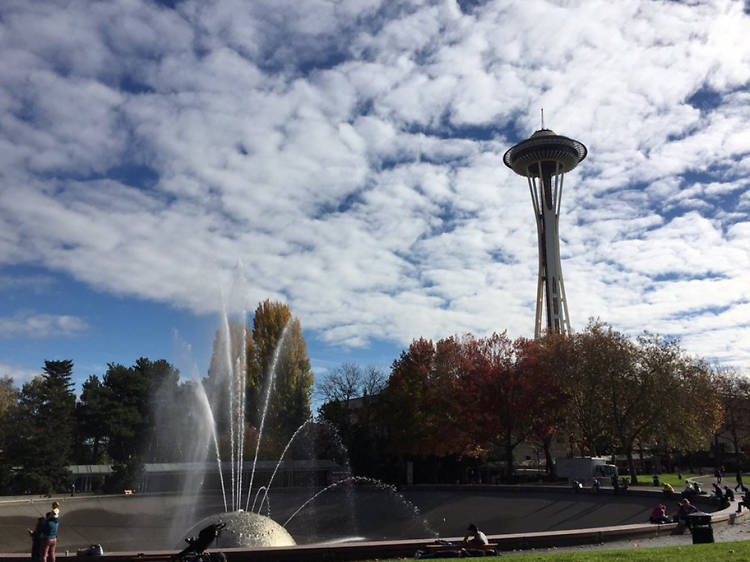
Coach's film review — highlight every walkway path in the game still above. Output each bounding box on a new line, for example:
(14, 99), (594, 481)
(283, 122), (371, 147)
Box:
(520, 475), (750, 555)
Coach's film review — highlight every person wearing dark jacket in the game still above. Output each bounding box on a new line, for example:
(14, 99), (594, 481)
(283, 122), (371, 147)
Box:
(27, 515), (46, 562)
(649, 504), (670, 524)
(676, 498), (698, 527)
(738, 489), (750, 513)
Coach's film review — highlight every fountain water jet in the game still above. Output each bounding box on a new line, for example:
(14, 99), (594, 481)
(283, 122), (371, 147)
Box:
(173, 310), (434, 548)
(283, 476), (436, 537)
(244, 320), (292, 511)
(176, 315), (304, 548)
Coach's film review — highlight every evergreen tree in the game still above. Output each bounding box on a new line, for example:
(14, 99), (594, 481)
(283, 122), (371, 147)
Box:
(5, 360), (76, 493)
(135, 358), (180, 462)
(99, 362), (149, 491)
(75, 375), (108, 464)
(205, 319), (256, 459)
(0, 376), (19, 490)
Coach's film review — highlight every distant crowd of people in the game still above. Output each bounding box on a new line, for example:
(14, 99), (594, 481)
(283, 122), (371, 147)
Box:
(647, 468), (750, 529)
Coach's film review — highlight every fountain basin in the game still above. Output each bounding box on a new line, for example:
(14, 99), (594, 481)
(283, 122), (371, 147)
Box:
(0, 486), (722, 553)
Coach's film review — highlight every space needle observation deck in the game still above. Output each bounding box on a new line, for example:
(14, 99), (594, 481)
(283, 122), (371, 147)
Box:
(503, 128), (587, 339)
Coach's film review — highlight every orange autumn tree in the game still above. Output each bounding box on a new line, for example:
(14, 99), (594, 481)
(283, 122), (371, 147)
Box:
(384, 336), (473, 460)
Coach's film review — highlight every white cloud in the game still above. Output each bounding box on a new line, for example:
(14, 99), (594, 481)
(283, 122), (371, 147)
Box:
(1, 0), (750, 372)
(0, 312), (88, 338)
(0, 362), (38, 387)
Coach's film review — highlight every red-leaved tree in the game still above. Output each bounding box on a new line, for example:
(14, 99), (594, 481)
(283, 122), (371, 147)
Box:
(385, 336), (471, 459)
(456, 333), (546, 479)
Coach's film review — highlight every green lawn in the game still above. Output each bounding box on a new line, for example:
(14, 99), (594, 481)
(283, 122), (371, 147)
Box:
(631, 473), (702, 487)
(369, 539), (750, 561)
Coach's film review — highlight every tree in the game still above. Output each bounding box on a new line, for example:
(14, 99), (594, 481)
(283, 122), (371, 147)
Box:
(617, 334), (721, 482)
(560, 322), (619, 456)
(0, 376), (16, 422)
(75, 375), (109, 464)
(5, 360), (76, 492)
(317, 362), (386, 405)
(205, 318), (255, 460)
(527, 336), (571, 475)
(0, 376), (19, 489)
(317, 362), (387, 476)
(556, 321), (723, 483)
(458, 334), (545, 479)
(97, 359), (178, 491)
(662, 358), (722, 464)
(205, 300), (314, 459)
(384, 336), (470, 462)
(137, 358), (180, 462)
(317, 362), (363, 404)
(41, 360), (77, 462)
(251, 301), (313, 450)
(716, 369), (750, 469)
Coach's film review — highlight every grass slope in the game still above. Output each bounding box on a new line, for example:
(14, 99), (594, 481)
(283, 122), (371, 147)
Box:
(371, 539), (750, 561)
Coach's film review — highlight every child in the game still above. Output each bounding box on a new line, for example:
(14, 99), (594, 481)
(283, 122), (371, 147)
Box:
(27, 515), (46, 562)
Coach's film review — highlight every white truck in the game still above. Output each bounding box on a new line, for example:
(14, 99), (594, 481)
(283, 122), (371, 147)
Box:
(555, 457), (618, 485)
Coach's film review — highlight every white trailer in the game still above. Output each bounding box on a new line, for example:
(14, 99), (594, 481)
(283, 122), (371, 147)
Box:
(555, 457), (618, 485)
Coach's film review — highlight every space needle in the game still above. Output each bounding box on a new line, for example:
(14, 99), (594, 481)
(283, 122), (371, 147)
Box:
(503, 120), (587, 339)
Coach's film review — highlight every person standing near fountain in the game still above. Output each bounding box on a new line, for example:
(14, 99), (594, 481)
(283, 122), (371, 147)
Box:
(40, 502), (60, 562)
(27, 514), (46, 562)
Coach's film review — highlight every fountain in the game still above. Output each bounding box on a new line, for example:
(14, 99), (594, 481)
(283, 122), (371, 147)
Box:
(183, 510), (295, 548)
(167, 312), (433, 549)
(168, 315), (297, 548)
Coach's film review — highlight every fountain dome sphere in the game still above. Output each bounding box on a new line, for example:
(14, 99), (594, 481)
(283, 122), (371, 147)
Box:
(182, 510), (296, 548)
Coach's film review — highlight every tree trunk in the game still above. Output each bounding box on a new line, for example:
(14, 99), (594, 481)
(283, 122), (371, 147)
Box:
(714, 433), (723, 473)
(504, 429), (515, 480)
(544, 440), (554, 476)
(93, 435), (103, 464)
(627, 448), (638, 485)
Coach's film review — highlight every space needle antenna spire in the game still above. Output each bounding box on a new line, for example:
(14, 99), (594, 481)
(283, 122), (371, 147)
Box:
(503, 123), (587, 339)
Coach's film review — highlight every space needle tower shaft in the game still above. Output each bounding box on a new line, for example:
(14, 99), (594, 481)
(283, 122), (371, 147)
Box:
(503, 126), (587, 339)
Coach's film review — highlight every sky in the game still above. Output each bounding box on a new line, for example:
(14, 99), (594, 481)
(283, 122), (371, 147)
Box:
(1, 0), (750, 395)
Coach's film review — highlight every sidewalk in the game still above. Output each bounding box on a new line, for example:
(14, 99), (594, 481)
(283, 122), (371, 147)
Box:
(519, 475), (750, 555)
